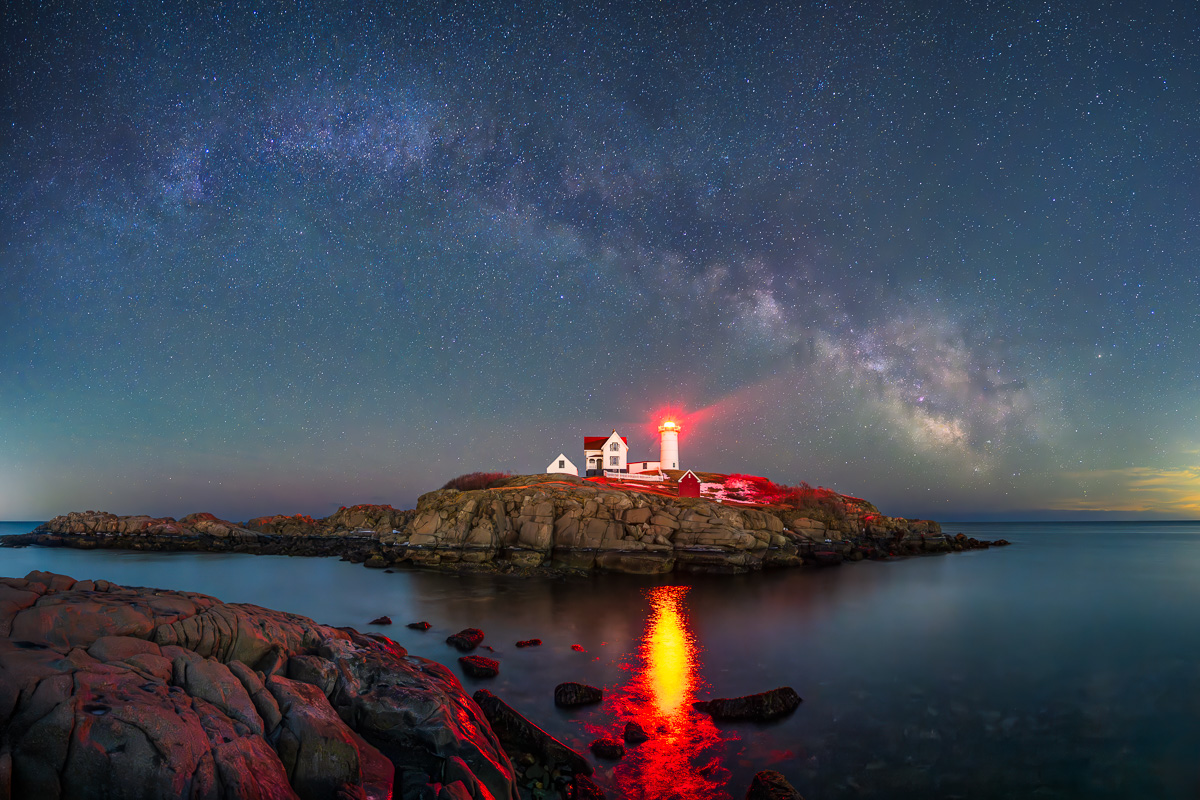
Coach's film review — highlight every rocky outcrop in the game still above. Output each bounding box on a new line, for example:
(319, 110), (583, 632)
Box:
(472, 689), (593, 781)
(0, 571), (518, 800)
(746, 770), (805, 799)
(693, 687), (803, 721)
(3, 477), (1004, 576)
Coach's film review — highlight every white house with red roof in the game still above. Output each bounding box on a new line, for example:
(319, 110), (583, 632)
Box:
(547, 421), (680, 478)
(584, 431), (628, 476)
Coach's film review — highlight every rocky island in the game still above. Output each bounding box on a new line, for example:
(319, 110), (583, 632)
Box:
(1, 473), (1007, 575)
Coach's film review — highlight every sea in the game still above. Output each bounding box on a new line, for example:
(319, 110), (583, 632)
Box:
(2, 520), (1198, 799)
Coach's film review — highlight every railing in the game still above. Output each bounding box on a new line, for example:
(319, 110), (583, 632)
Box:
(604, 470), (666, 482)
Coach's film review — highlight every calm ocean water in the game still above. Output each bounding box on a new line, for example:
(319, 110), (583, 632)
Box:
(2, 520), (1198, 799)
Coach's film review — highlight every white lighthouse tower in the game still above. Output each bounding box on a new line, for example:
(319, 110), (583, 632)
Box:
(658, 420), (680, 471)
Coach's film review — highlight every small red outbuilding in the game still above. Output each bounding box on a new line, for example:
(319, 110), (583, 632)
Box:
(678, 470), (701, 498)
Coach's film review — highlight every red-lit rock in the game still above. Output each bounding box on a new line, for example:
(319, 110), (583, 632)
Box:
(622, 721), (650, 743)
(459, 656), (499, 678)
(447, 628), (485, 651)
(406, 621), (431, 630)
(515, 638), (542, 648)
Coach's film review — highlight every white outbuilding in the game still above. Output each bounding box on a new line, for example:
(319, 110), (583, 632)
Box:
(546, 453), (579, 476)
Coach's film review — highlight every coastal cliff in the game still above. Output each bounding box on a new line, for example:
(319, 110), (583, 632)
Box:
(2, 475), (1004, 574)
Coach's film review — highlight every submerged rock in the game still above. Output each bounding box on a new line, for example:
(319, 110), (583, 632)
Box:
(746, 770), (805, 799)
(693, 687), (802, 721)
(588, 738), (625, 760)
(406, 621), (432, 630)
(623, 721), (650, 743)
(515, 638), (542, 648)
(555, 682), (603, 708)
(0, 571), (519, 800)
(459, 656), (500, 678)
(447, 628), (485, 651)
(368, 615), (392, 625)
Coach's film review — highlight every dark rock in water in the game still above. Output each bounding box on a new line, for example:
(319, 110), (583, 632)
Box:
(993, 539), (1011, 546)
(555, 682), (603, 707)
(746, 769), (805, 799)
(364, 554), (388, 568)
(570, 774), (607, 799)
(383, 569), (394, 574)
(407, 621), (432, 630)
(623, 720), (650, 743)
(447, 627), (485, 651)
(516, 638), (542, 648)
(472, 689), (593, 777)
(589, 737), (625, 760)
(694, 687), (802, 721)
(459, 655), (500, 678)
(811, 550), (843, 566)
(571, 643), (586, 652)
(0, 571), (518, 800)
(369, 615), (392, 625)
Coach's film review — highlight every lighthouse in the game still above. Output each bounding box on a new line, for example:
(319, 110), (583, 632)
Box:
(658, 420), (680, 471)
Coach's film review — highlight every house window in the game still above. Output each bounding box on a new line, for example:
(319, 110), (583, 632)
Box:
(609, 456), (619, 466)
(558, 460), (565, 469)
(610, 442), (619, 451)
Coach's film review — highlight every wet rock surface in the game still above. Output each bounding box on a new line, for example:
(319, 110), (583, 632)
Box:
(472, 688), (594, 796)
(694, 686), (803, 721)
(622, 720), (650, 743)
(746, 770), (805, 799)
(458, 655), (499, 678)
(554, 682), (603, 708)
(0, 571), (519, 800)
(446, 628), (485, 651)
(588, 738), (625, 760)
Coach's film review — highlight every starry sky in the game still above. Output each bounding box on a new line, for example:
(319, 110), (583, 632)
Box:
(3, 0), (1199, 522)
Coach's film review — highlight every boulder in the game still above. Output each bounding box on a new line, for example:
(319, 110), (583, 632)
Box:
(446, 628), (485, 652)
(268, 676), (366, 800)
(472, 689), (592, 777)
(623, 721), (650, 743)
(746, 770), (805, 799)
(588, 738), (624, 760)
(555, 682), (603, 708)
(369, 616), (392, 625)
(693, 687), (802, 721)
(458, 656), (499, 678)
(406, 621), (431, 630)
(515, 639), (542, 648)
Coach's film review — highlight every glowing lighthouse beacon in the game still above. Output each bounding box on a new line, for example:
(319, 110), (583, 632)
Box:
(658, 420), (681, 471)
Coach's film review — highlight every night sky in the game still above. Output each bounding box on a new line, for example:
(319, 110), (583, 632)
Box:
(3, 0), (1198, 522)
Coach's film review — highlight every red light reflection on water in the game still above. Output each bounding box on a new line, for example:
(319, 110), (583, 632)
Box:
(602, 586), (734, 800)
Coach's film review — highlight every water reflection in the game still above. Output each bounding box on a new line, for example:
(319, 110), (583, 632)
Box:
(605, 586), (733, 800)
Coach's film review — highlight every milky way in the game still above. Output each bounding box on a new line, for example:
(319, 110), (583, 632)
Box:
(3, 1), (1198, 520)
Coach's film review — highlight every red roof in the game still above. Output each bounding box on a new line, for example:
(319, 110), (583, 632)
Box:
(584, 435), (628, 449)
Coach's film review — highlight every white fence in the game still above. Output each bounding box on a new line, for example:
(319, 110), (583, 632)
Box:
(604, 470), (666, 483)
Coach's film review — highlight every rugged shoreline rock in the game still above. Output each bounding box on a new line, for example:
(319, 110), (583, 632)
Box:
(0, 570), (519, 800)
(1, 476), (1007, 577)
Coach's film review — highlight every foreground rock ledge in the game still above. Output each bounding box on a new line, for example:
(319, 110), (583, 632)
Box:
(0, 570), (520, 800)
